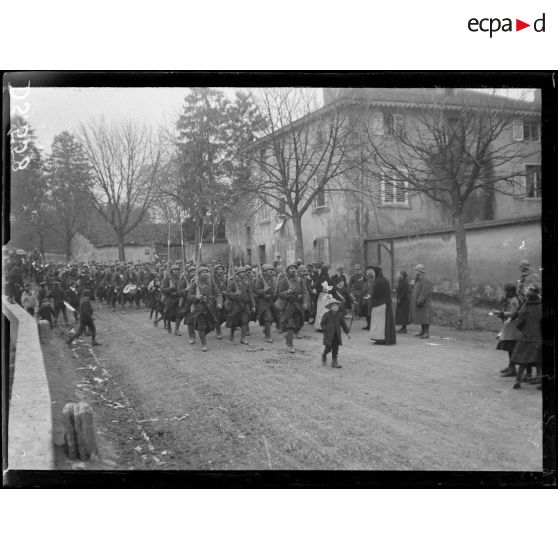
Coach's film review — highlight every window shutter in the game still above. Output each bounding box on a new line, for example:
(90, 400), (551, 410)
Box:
(512, 120), (524, 141)
(394, 114), (405, 132)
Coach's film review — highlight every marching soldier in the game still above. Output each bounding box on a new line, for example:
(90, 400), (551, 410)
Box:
(224, 266), (255, 345)
(159, 264), (181, 334)
(186, 266), (223, 351)
(212, 263), (228, 339)
(254, 263), (280, 342)
(277, 263), (310, 353)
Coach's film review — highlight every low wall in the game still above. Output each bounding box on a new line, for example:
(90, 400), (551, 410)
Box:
(2, 295), (54, 470)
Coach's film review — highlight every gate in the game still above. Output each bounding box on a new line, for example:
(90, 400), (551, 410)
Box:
(364, 239), (395, 287)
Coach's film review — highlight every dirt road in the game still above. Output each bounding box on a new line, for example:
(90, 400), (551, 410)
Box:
(45, 306), (542, 471)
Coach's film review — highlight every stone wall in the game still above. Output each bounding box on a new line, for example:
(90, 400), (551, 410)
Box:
(2, 295), (54, 470)
(390, 220), (541, 301)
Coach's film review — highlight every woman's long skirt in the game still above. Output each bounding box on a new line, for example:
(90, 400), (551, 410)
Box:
(370, 303), (396, 344)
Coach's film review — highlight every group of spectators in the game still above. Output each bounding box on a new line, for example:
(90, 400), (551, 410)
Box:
(493, 259), (543, 390)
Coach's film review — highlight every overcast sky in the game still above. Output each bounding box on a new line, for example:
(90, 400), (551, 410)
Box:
(12, 86), (534, 153)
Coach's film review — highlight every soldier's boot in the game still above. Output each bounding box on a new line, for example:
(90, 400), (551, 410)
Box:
(229, 328), (235, 342)
(264, 323), (273, 343)
(198, 331), (208, 352)
(215, 324), (223, 340)
(276, 319), (282, 333)
(174, 317), (182, 336)
(331, 357), (342, 369)
(321, 353), (327, 366)
(240, 325), (249, 345)
(285, 330), (295, 353)
(421, 324), (430, 339)
(188, 323), (195, 344)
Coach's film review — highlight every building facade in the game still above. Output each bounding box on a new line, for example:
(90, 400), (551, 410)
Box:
(226, 88), (541, 301)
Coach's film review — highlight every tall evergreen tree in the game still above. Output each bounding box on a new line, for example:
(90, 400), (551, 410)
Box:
(9, 115), (48, 254)
(44, 131), (93, 261)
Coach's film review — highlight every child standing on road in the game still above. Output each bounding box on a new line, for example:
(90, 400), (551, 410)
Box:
(320, 296), (351, 369)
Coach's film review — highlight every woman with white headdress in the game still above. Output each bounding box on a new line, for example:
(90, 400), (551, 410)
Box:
(314, 280), (333, 332)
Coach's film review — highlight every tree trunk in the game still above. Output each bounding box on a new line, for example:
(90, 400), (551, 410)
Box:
(117, 231), (126, 262)
(65, 235), (72, 263)
(453, 210), (475, 329)
(293, 214), (304, 261)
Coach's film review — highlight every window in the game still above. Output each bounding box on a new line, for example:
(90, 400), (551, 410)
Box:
(260, 195), (271, 221)
(385, 113), (404, 135)
(246, 226), (251, 242)
(525, 165), (541, 198)
(313, 237), (330, 264)
(313, 176), (327, 209)
(381, 171), (409, 206)
(513, 119), (540, 141)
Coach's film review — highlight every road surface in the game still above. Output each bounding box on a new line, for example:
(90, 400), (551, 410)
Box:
(45, 305), (542, 471)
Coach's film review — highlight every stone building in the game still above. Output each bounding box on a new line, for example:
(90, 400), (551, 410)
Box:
(225, 88), (541, 301)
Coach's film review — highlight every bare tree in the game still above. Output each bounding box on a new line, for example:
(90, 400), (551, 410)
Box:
(79, 119), (162, 261)
(361, 89), (540, 328)
(239, 88), (363, 260)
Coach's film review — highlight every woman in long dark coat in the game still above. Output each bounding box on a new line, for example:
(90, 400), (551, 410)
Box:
(511, 289), (542, 389)
(394, 270), (411, 333)
(369, 266), (396, 345)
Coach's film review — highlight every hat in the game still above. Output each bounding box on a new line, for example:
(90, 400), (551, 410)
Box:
(214, 263), (225, 270)
(170, 265), (179, 271)
(414, 264), (425, 273)
(286, 264), (297, 272)
(519, 259), (530, 269)
(261, 264), (273, 272)
(234, 266), (246, 274)
(39, 281), (46, 286)
(324, 295), (341, 308)
(336, 266), (344, 271)
(243, 264), (252, 272)
(188, 265), (197, 273)
(298, 265), (308, 272)
(198, 266), (209, 273)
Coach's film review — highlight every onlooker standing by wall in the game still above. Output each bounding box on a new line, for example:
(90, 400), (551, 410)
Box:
(369, 266), (396, 345)
(360, 265), (375, 330)
(411, 264), (433, 339)
(394, 270), (411, 334)
(511, 289), (542, 389)
(493, 283), (521, 377)
(21, 284), (38, 317)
